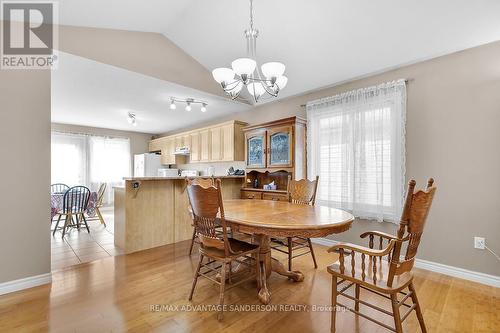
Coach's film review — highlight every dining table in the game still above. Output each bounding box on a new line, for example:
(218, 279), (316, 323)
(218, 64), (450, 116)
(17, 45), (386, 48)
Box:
(222, 199), (354, 304)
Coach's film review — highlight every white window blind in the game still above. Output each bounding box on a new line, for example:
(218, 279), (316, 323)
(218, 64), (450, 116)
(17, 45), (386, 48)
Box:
(307, 80), (406, 223)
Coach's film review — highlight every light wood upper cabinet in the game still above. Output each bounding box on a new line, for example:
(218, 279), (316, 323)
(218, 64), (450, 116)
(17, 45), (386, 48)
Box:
(149, 138), (163, 152)
(160, 137), (175, 165)
(221, 123), (235, 161)
(181, 135), (191, 149)
(174, 136), (182, 150)
(190, 132), (200, 162)
(210, 127), (222, 161)
(148, 120), (247, 164)
(199, 129), (211, 162)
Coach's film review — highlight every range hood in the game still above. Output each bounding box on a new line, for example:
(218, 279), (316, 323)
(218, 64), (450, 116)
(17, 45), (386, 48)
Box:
(173, 146), (190, 155)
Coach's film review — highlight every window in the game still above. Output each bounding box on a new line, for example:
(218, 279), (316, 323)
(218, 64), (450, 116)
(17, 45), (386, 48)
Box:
(51, 132), (131, 205)
(307, 80), (406, 222)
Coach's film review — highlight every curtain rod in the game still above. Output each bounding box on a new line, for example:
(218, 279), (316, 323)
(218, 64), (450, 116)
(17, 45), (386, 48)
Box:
(51, 129), (131, 141)
(299, 78), (412, 108)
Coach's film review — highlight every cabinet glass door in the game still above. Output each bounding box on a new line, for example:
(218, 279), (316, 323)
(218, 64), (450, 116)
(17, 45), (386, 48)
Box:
(268, 126), (292, 167)
(246, 131), (266, 168)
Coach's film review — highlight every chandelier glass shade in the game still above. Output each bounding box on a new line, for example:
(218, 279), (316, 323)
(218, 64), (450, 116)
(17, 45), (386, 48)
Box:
(212, 0), (287, 102)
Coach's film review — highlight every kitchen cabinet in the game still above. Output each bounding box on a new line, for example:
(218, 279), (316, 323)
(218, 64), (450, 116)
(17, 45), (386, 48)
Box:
(190, 132), (200, 162)
(174, 136), (182, 150)
(199, 129), (210, 162)
(181, 135), (191, 149)
(160, 137), (175, 165)
(210, 127), (222, 161)
(148, 120), (247, 164)
(221, 123), (237, 161)
(149, 139), (162, 153)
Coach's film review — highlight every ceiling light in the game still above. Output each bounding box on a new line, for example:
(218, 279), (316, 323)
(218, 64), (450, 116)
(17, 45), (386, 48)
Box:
(170, 97), (208, 112)
(127, 112), (137, 127)
(212, 0), (287, 102)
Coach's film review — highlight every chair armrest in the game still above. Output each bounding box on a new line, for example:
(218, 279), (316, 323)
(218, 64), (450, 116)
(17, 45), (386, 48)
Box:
(360, 230), (398, 241)
(327, 240), (395, 257)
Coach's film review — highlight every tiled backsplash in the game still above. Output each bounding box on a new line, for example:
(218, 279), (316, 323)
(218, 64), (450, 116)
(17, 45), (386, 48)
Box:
(174, 161), (246, 177)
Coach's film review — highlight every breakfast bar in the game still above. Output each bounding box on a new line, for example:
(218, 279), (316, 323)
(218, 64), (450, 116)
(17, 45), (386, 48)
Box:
(114, 176), (244, 253)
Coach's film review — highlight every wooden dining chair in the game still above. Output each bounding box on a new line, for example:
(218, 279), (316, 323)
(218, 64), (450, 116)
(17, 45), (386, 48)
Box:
(327, 178), (436, 333)
(186, 177), (216, 255)
(271, 175), (319, 271)
(94, 183), (107, 226)
(51, 183), (69, 194)
(187, 179), (262, 321)
(53, 186), (91, 238)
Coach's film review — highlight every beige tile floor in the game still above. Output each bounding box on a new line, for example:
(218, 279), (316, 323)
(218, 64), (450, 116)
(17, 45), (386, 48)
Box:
(51, 207), (124, 270)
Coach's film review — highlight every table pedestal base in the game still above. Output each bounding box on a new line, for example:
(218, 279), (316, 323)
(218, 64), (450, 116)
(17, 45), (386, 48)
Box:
(255, 234), (304, 304)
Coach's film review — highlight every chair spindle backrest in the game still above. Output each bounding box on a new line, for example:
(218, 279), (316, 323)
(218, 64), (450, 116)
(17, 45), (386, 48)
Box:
(287, 175), (319, 206)
(63, 186), (91, 214)
(51, 183), (69, 194)
(186, 179), (232, 256)
(387, 178), (436, 286)
(186, 177), (215, 188)
(96, 183), (107, 207)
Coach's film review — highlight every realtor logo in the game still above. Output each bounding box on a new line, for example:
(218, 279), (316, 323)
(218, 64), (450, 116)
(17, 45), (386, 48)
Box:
(1, 1), (58, 69)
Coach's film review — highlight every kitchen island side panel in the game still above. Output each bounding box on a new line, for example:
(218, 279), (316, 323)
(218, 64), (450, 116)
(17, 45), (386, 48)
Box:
(125, 180), (175, 253)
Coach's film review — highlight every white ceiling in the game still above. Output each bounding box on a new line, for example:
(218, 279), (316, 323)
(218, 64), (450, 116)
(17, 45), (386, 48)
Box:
(59, 0), (500, 100)
(51, 52), (250, 134)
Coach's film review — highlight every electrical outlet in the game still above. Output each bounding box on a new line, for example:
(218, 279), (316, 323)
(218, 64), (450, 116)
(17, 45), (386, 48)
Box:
(474, 237), (485, 250)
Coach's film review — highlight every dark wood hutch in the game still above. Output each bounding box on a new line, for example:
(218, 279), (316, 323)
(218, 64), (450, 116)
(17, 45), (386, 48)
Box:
(241, 116), (307, 201)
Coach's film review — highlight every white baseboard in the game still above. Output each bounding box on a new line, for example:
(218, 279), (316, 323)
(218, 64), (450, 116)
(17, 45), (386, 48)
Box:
(0, 273), (52, 296)
(311, 238), (500, 288)
(413, 259), (500, 288)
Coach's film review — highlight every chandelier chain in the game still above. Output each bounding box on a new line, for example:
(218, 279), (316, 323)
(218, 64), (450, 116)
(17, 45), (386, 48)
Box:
(249, 0), (254, 30)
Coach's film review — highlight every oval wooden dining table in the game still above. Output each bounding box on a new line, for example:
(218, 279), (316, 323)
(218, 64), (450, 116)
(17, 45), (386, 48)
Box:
(222, 199), (354, 304)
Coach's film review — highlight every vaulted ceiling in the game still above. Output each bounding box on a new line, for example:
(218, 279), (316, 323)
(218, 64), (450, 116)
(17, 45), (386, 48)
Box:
(52, 0), (500, 133)
(59, 0), (500, 100)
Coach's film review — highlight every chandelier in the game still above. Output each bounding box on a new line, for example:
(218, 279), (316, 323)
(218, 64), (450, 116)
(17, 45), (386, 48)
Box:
(212, 0), (287, 103)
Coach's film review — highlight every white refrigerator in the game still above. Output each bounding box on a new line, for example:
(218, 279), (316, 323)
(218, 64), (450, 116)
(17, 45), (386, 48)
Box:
(134, 153), (162, 177)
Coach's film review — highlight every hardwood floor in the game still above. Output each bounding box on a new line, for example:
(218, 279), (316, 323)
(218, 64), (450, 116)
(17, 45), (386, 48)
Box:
(1, 240), (498, 332)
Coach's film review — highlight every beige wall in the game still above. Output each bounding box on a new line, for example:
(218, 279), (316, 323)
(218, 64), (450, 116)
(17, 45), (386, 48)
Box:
(176, 41), (500, 276)
(51, 123), (152, 160)
(0, 70), (51, 284)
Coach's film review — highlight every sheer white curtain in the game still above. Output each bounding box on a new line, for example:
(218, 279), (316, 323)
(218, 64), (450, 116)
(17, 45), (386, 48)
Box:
(89, 136), (131, 204)
(306, 80), (406, 223)
(51, 132), (131, 205)
(51, 132), (88, 186)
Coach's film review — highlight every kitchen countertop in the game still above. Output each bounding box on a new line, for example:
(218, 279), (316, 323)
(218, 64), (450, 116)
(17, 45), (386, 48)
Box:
(123, 175), (245, 181)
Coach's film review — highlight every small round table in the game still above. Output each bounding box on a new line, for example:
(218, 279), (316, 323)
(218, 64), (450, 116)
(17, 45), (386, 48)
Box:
(223, 199), (354, 304)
